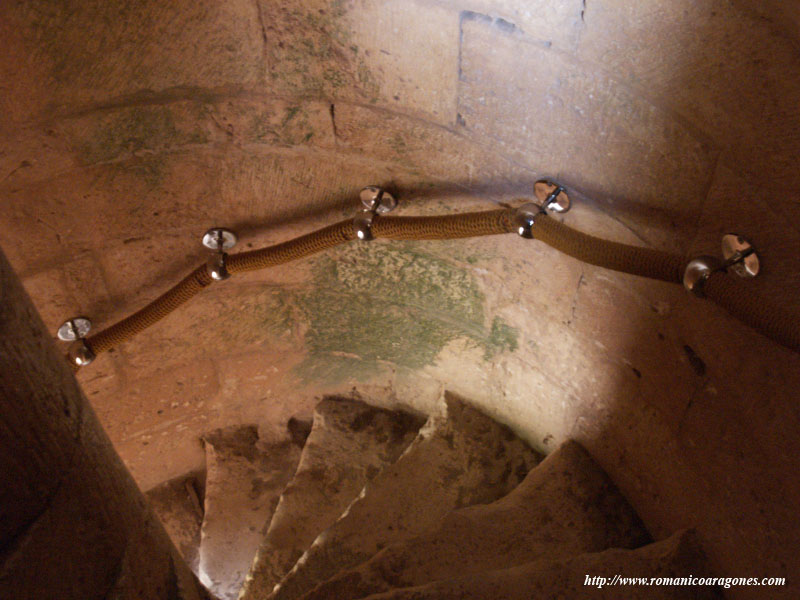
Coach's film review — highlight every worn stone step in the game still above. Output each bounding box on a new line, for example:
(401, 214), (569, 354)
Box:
(303, 440), (651, 599)
(354, 529), (723, 600)
(198, 425), (302, 600)
(270, 393), (542, 600)
(240, 397), (424, 600)
(145, 470), (205, 575)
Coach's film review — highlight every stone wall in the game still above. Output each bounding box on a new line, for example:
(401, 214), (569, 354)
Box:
(1, 2), (799, 597)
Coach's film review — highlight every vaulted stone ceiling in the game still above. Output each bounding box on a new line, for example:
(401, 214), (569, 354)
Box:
(2, 2), (800, 596)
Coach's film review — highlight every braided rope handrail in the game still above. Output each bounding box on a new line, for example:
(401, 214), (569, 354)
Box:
(66, 202), (799, 370)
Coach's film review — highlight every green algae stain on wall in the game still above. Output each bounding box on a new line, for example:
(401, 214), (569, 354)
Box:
(77, 106), (209, 166)
(189, 288), (296, 348)
(265, 3), (380, 101)
(295, 243), (518, 383)
(487, 316), (518, 359)
(249, 103), (318, 146)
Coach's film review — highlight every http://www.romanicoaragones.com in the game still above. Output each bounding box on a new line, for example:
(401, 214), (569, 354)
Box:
(584, 575), (786, 590)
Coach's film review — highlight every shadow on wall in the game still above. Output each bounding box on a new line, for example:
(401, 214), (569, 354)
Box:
(503, 4), (800, 599)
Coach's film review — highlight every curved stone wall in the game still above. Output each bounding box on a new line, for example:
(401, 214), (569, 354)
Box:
(2, 2), (799, 597)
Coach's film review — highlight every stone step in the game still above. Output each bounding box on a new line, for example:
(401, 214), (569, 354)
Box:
(303, 440), (651, 599)
(240, 397), (424, 600)
(198, 425), (302, 600)
(145, 470), (205, 575)
(354, 530), (723, 600)
(269, 393), (542, 600)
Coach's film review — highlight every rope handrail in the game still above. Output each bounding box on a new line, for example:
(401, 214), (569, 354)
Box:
(64, 198), (799, 370)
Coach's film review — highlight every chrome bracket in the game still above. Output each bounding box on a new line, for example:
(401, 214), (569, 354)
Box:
(353, 210), (375, 241)
(683, 234), (760, 297)
(58, 317), (96, 367)
(57, 317), (92, 341)
(360, 186), (397, 214)
(533, 180), (571, 214)
(354, 186), (397, 241)
(202, 228), (238, 251)
(721, 233), (759, 278)
(514, 203), (541, 239)
(683, 256), (721, 297)
(203, 228), (237, 281)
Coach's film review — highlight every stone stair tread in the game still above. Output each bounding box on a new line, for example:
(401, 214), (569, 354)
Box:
(145, 471), (205, 575)
(269, 393), (542, 600)
(240, 397), (424, 600)
(353, 529), (723, 600)
(198, 425), (302, 600)
(302, 440), (651, 599)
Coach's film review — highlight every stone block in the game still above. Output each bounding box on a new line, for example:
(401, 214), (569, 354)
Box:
(0, 0), (264, 123)
(145, 472), (205, 573)
(214, 350), (313, 429)
(100, 234), (206, 311)
(99, 359), (218, 444)
(344, 0), (459, 123)
(0, 180), (87, 273)
(21, 267), (71, 336)
(456, 1), (585, 51)
(577, 0), (800, 189)
(108, 359), (220, 490)
(256, 0), (379, 102)
(20, 253), (111, 340)
(304, 441), (649, 599)
(75, 350), (124, 407)
(116, 285), (299, 379)
(57, 98), (335, 170)
(332, 102), (525, 185)
(0, 126), (78, 189)
(344, 530), (718, 600)
(457, 14), (717, 249)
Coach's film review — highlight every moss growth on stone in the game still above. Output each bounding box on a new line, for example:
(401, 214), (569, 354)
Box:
(78, 106), (208, 165)
(252, 290), (296, 341)
(203, 288), (295, 348)
(249, 104), (317, 146)
(294, 354), (379, 385)
(295, 243), (518, 383)
(268, 4), (380, 102)
(487, 316), (518, 358)
(113, 154), (169, 189)
(283, 106), (301, 124)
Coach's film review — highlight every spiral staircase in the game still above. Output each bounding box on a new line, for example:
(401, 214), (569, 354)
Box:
(147, 395), (722, 600)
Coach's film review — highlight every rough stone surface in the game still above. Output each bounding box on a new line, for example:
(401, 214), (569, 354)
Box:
(0, 0), (264, 125)
(343, 0), (460, 123)
(457, 12), (717, 252)
(0, 246), (206, 600)
(304, 440), (650, 599)
(577, 0), (800, 191)
(3, 2), (800, 598)
(355, 529), (722, 600)
(241, 397), (424, 600)
(145, 471), (206, 575)
(271, 394), (542, 600)
(199, 426), (302, 600)
(102, 359), (218, 491)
